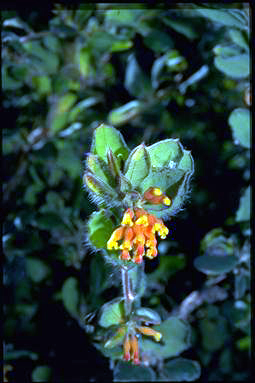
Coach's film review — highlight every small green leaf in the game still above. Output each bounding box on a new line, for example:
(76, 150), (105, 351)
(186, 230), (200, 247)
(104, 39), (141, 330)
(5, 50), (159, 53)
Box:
(236, 186), (250, 222)
(141, 317), (191, 359)
(68, 97), (101, 122)
(152, 52), (187, 89)
(3, 17), (31, 32)
(92, 123), (129, 164)
(199, 316), (228, 351)
(84, 172), (118, 201)
(108, 100), (144, 126)
(124, 144), (151, 187)
(114, 361), (156, 382)
(143, 29), (174, 53)
(61, 277), (80, 317)
(111, 40), (133, 52)
(57, 93), (77, 114)
(236, 335), (251, 351)
(214, 54), (250, 78)
(86, 154), (111, 185)
(87, 210), (115, 249)
(124, 53), (152, 99)
(35, 212), (67, 230)
(195, 8), (247, 30)
(31, 75), (51, 95)
(235, 273), (248, 300)
(26, 258), (51, 283)
(135, 307), (161, 324)
(228, 29), (249, 51)
(23, 40), (59, 74)
(194, 255), (238, 275)
(147, 139), (183, 168)
(162, 18), (198, 39)
(105, 9), (144, 27)
(162, 358), (201, 381)
(104, 326), (127, 349)
(178, 150), (194, 174)
(229, 108), (250, 149)
(213, 44), (242, 57)
(77, 46), (95, 78)
(50, 93), (78, 133)
(99, 299), (125, 328)
(31, 366), (52, 382)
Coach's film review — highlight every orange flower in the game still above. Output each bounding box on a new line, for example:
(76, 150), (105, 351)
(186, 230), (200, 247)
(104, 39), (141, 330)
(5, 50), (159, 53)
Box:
(121, 325), (162, 364)
(107, 203), (169, 264)
(123, 333), (140, 365)
(143, 187), (171, 206)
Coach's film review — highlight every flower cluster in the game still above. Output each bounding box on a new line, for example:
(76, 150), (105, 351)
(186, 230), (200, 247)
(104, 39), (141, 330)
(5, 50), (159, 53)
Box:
(123, 326), (162, 365)
(107, 204), (169, 264)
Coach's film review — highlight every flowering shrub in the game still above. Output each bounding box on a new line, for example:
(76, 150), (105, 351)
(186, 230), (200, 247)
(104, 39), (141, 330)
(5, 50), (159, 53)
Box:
(83, 123), (195, 366)
(3, 4), (250, 382)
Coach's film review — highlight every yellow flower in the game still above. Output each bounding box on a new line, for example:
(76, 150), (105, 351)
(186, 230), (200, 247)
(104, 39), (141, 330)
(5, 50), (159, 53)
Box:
(107, 207), (169, 264)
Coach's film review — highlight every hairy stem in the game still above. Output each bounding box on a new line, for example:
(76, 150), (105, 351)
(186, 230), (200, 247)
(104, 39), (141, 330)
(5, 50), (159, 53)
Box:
(121, 266), (134, 317)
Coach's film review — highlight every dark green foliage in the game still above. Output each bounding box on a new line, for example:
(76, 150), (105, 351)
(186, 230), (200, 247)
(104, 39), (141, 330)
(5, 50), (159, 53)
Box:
(3, 4), (250, 382)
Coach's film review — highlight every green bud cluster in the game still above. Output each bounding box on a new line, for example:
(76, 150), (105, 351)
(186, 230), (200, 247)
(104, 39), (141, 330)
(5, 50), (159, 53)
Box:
(84, 123), (194, 220)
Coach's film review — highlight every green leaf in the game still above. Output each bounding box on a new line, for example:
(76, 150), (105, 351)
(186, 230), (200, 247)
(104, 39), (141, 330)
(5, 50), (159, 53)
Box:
(213, 44), (242, 57)
(86, 154), (111, 185)
(147, 139), (183, 168)
(152, 51), (188, 89)
(194, 255), (238, 275)
(26, 258), (51, 283)
(229, 108), (250, 149)
(124, 53), (152, 99)
(124, 144), (151, 187)
(141, 317), (191, 359)
(31, 366), (52, 382)
(162, 358), (201, 381)
(88, 30), (116, 53)
(23, 40), (59, 74)
(199, 316), (228, 352)
(214, 54), (250, 78)
(228, 29), (249, 51)
(50, 93), (78, 133)
(57, 93), (77, 114)
(99, 299), (125, 328)
(104, 326), (127, 349)
(195, 8), (247, 30)
(35, 212), (67, 230)
(236, 335), (251, 351)
(87, 210), (115, 249)
(68, 97), (101, 122)
(77, 46), (94, 78)
(108, 100), (144, 126)
(3, 17), (32, 32)
(200, 228), (234, 257)
(236, 186), (250, 222)
(113, 361), (156, 382)
(105, 9), (144, 27)
(162, 18), (198, 39)
(134, 307), (161, 325)
(235, 273), (248, 300)
(31, 75), (51, 95)
(92, 123), (129, 164)
(110, 40), (133, 52)
(143, 29), (174, 53)
(61, 277), (80, 317)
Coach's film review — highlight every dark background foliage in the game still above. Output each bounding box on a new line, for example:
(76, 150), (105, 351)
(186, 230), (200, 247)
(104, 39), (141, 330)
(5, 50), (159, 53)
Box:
(3, 4), (251, 382)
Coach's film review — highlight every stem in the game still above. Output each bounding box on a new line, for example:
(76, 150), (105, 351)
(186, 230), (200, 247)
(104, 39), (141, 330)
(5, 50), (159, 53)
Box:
(121, 263), (145, 317)
(121, 266), (134, 317)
